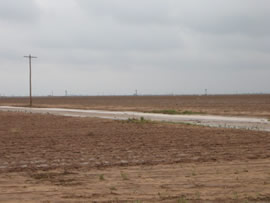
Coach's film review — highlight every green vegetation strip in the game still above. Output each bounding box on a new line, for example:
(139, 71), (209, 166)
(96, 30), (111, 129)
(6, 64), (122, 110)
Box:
(149, 109), (205, 115)
(126, 117), (151, 124)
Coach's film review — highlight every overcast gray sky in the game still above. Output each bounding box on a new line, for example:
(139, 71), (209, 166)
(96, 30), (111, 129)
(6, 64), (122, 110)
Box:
(0, 0), (269, 96)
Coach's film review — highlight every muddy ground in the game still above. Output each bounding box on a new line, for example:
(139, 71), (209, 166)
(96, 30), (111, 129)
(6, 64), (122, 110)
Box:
(1, 111), (270, 202)
(1, 94), (270, 118)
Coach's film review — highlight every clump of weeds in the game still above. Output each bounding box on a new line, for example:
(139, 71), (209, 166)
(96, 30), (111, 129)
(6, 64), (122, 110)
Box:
(99, 174), (105, 181)
(126, 117), (150, 124)
(30, 171), (78, 186)
(109, 186), (117, 191)
(120, 171), (129, 180)
(195, 191), (201, 200)
(178, 196), (188, 203)
(150, 109), (205, 115)
(233, 192), (239, 200)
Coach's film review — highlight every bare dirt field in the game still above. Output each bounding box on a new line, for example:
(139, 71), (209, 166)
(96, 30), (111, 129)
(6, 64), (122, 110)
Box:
(1, 111), (270, 202)
(1, 94), (270, 118)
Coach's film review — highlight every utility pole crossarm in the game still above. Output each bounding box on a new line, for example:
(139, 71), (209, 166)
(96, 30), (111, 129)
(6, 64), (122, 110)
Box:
(24, 55), (37, 58)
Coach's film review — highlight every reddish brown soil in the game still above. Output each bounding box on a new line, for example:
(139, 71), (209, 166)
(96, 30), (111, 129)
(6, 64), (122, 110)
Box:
(1, 111), (270, 202)
(1, 94), (270, 117)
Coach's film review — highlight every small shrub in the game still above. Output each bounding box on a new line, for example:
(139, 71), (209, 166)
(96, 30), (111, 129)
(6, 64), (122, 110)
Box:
(178, 196), (188, 203)
(233, 192), (239, 200)
(120, 172), (129, 180)
(195, 191), (201, 200)
(127, 117), (150, 124)
(99, 174), (105, 181)
(110, 186), (117, 191)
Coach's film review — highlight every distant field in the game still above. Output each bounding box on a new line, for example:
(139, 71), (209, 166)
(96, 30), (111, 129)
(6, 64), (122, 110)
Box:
(0, 94), (270, 117)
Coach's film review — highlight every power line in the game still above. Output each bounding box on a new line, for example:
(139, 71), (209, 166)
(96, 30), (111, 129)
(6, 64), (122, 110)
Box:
(24, 54), (37, 107)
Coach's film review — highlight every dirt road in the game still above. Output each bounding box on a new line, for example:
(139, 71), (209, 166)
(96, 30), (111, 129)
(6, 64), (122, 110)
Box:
(0, 106), (269, 132)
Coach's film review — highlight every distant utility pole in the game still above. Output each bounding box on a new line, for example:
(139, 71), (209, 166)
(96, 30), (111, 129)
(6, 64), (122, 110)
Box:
(205, 89), (208, 96)
(24, 54), (37, 107)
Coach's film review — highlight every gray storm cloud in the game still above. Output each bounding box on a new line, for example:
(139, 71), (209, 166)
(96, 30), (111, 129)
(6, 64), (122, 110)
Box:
(0, 0), (39, 23)
(0, 0), (269, 96)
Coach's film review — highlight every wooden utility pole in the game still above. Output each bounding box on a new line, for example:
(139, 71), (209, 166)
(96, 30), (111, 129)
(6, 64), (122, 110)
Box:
(24, 54), (37, 107)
